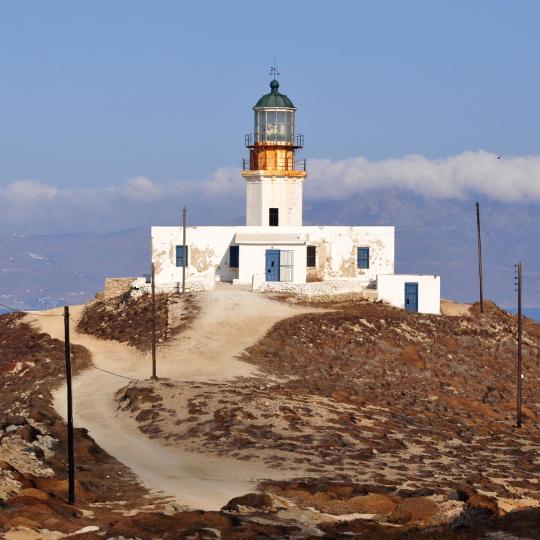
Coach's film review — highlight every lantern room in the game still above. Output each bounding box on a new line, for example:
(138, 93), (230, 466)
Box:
(254, 80), (295, 144)
(243, 79), (305, 174)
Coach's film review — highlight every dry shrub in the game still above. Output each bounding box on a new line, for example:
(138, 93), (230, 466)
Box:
(320, 493), (397, 516)
(398, 345), (426, 369)
(388, 497), (439, 524)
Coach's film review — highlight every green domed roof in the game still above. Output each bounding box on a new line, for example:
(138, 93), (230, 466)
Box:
(254, 79), (295, 109)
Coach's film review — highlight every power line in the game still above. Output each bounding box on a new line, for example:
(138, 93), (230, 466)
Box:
(91, 365), (138, 381)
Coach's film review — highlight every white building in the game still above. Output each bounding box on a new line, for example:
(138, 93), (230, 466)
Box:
(149, 78), (440, 314)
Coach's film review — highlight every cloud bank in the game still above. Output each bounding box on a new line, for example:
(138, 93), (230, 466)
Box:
(1, 150), (539, 233)
(307, 151), (540, 201)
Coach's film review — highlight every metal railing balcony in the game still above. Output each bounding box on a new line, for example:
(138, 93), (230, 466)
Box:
(245, 132), (304, 148)
(242, 158), (307, 172)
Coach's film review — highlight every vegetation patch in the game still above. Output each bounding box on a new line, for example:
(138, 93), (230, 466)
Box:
(77, 292), (199, 351)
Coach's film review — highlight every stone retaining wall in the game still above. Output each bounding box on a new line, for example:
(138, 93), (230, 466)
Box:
(254, 280), (376, 300)
(102, 277), (137, 299)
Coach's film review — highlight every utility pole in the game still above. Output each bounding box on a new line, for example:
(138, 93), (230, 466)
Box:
(182, 206), (187, 294)
(476, 202), (484, 313)
(63, 306), (75, 505)
(516, 261), (523, 428)
(151, 262), (157, 380)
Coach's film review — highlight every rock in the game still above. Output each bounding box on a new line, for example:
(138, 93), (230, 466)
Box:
(6, 415), (27, 426)
(448, 488), (470, 502)
(74, 525), (101, 534)
(397, 487), (434, 498)
(169, 528), (221, 540)
(222, 492), (276, 512)
(388, 496), (440, 525)
(15, 424), (41, 443)
(319, 493), (397, 516)
(466, 493), (499, 517)
(5, 516), (43, 529)
(18, 487), (49, 500)
(398, 346), (426, 369)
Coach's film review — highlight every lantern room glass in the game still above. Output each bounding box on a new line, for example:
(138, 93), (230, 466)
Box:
(255, 109), (294, 143)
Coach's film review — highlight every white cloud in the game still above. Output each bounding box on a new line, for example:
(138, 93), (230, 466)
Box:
(122, 176), (162, 201)
(168, 167), (243, 198)
(1, 150), (540, 233)
(306, 151), (540, 201)
(4, 180), (58, 203)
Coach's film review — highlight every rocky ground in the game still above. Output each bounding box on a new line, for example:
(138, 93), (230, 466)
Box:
(0, 312), (160, 537)
(77, 292), (199, 351)
(2, 294), (540, 538)
(117, 298), (540, 536)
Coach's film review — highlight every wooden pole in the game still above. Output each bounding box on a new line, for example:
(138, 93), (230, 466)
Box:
(476, 202), (484, 313)
(182, 206), (187, 294)
(63, 306), (75, 505)
(151, 262), (157, 380)
(516, 260), (523, 428)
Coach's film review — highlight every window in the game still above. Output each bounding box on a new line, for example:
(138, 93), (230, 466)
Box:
(357, 247), (369, 269)
(176, 245), (188, 267)
(307, 246), (316, 267)
(229, 245), (239, 268)
(269, 208), (279, 226)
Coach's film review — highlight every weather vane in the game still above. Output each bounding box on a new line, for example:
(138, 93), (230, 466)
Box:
(269, 57), (279, 80)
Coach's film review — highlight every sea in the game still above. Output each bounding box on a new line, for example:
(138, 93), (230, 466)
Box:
(507, 307), (540, 323)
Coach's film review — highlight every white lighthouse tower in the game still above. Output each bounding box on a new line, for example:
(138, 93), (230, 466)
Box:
(242, 78), (307, 227)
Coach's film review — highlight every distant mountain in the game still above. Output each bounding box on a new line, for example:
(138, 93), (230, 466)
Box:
(0, 228), (150, 310)
(305, 191), (540, 308)
(0, 192), (538, 310)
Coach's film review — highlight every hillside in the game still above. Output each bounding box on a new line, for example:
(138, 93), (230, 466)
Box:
(118, 298), (540, 512)
(1, 287), (539, 538)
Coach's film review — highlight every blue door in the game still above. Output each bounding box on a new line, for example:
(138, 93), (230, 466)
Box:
(404, 282), (418, 312)
(265, 250), (280, 282)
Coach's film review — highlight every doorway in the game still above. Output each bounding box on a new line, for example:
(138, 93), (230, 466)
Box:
(404, 282), (418, 312)
(265, 250), (280, 281)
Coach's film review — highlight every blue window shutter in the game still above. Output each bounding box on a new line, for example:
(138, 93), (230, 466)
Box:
(176, 245), (188, 267)
(357, 247), (369, 269)
(230, 245), (239, 268)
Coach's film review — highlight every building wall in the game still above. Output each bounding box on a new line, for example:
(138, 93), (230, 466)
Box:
(152, 226), (239, 285)
(377, 274), (441, 314)
(152, 225), (394, 286)
(245, 175), (304, 227)
(304, 226), (394, 283)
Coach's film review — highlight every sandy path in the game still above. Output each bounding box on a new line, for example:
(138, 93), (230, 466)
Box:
(29, 284), (314, 510)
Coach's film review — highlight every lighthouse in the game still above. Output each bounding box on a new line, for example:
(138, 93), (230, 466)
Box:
(147, 74), (441, 314)
(242, 79), (307, 227)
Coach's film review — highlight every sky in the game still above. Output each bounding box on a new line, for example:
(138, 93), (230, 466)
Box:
(1, 0), (540, 233)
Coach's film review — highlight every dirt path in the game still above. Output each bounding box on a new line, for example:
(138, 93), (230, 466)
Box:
(28, 284), (315, 510)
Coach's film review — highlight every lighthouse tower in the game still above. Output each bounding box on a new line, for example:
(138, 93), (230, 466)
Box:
(242, 79), (307, 227)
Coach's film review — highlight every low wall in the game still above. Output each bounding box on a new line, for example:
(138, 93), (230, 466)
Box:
(130, 269), (216, 297)
(101, 277), (137, 299)
(254, 279), (373, 299)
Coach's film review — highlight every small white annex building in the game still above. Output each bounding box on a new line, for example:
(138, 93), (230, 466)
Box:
(148, 78), (441, 314)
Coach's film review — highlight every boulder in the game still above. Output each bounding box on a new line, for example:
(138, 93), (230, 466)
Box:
(222, 492), (276, 512)
(6, 414), (26, 426)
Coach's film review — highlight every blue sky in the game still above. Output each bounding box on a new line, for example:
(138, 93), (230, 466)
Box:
(0, 0), (540, 238)
(1, 1), (539, 187)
